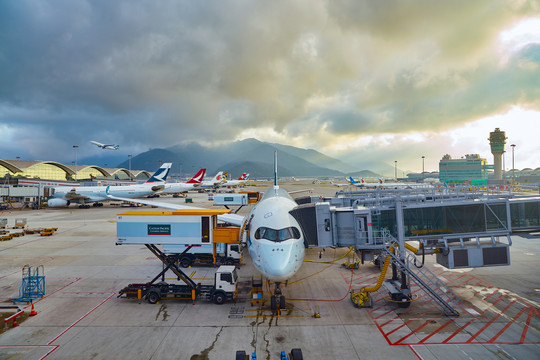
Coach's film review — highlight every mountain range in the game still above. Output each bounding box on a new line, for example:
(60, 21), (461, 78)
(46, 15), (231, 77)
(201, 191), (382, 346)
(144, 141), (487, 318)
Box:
(81, 138), (389, 178)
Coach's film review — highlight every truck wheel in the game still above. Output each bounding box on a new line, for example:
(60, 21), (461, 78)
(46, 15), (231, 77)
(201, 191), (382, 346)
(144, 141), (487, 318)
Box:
(290, 348), (303, 360)
(180, 257), (192, 268)
(235, 350), (246, 360)
(147, 290), (161, 304)
(270, 295), (276, 310)
(213, 292), (226, 305)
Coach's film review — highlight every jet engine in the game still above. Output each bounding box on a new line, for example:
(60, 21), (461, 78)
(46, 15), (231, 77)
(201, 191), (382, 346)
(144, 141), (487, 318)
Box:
(47, 198), (70, 207)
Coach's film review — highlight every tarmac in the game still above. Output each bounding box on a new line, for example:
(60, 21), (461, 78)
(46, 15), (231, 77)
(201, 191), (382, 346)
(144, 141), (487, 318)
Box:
(0, 181), (539, 359)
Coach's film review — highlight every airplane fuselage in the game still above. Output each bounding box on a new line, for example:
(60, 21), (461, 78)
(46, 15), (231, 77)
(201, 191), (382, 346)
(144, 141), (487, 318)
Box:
(246, 186), (305, 282)
(49, 184), (162, 206)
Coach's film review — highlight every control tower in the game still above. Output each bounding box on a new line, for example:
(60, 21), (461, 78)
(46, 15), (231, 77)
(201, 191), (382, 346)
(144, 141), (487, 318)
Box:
(488, 128), (507, 180)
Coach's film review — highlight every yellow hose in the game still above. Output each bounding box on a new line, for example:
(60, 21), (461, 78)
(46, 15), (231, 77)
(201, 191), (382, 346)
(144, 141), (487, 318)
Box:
(304, 247), (354, 263)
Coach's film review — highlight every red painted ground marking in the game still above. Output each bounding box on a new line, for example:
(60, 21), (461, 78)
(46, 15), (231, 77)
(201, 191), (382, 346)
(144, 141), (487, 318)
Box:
(384, 300), (442, 338)
(372, 307), (397, 319)
(482, 289), (501, 302)
(395, 318), (434, 344)
(520, 307), (535, 343)
(442, 318), (476, 343)
(418, 319), (454, 344)
(466, 299), (517, 343)
(489, 305), (529, 343)
(46, 292), (116, 345)
(480, 293), (506, 315)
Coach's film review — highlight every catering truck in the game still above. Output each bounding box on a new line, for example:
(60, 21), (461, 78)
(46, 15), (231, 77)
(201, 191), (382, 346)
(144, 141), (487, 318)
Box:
(115, 209), (241, 304)
(116, 208), (242, 267)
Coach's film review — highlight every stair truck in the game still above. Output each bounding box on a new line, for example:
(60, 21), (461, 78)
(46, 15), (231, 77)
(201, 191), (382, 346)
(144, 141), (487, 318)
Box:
(116, 209), (241, 304)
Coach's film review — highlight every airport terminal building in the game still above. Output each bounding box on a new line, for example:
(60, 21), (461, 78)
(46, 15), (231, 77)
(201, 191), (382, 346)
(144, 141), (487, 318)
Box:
(0, 160), (151, 183)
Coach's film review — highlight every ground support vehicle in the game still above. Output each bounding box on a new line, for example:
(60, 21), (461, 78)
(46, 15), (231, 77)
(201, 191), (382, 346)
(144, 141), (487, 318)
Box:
(118, 244), (238, 304)
(117, 209), (242, 268)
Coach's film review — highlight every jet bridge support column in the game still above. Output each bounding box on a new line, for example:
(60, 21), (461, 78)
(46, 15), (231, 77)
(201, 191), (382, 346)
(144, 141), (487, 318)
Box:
(383, 200), (411, 305)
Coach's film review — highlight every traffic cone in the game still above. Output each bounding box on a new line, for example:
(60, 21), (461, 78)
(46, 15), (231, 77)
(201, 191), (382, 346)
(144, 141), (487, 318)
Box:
(29, 303), (37, 316)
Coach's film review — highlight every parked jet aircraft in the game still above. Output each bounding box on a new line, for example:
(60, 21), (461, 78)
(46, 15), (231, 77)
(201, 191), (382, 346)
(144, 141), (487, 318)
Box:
(198, 171), (225, 189)
(159, 168), (206, 195)
(47, 163), (172, 208)
(223, 173), (249, 187)
(90, 141), (120, 150)
(106, 153), (303, 310)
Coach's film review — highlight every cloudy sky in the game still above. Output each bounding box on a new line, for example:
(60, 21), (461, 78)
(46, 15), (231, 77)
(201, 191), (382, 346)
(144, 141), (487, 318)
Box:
(1, 0), (539, 173)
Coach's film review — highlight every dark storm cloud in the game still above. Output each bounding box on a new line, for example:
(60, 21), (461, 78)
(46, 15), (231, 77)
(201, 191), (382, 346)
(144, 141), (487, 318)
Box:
(0, 0), (538, 163)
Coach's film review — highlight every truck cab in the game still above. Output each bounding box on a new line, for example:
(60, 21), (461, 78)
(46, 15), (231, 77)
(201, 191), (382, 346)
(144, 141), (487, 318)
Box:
(210, 265), (238, 304)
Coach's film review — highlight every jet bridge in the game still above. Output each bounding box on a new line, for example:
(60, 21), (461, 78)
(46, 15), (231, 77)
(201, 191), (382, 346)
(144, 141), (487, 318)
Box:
(290, 197), (513, 269)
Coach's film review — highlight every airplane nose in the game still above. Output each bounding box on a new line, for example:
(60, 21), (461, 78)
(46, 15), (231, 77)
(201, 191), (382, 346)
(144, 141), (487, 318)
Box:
(261, 246), (296, 281)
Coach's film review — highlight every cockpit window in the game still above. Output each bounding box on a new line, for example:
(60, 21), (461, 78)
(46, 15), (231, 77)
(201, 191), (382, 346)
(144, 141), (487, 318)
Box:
(254, 226), (301, 242)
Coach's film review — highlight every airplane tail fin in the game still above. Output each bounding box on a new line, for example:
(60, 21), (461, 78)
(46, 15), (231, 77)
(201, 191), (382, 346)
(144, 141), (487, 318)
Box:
(145, 163), (172, 183)
(238, 173), (246, 180)
(186, 168), (206, 184)
(212, 171), (224, 183)
(349, 177), (357, 184)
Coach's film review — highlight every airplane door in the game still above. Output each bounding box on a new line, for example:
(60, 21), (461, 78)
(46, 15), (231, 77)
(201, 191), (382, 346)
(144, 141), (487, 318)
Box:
(202, 216), (210, 243)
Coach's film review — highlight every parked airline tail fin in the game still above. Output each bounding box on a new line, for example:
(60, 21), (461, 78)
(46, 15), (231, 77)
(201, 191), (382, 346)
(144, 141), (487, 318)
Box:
(186, 168), (206, 184)
(238, 173), (246, 180)
(145, 163), (172, 183)
(349, 177), (358, 184)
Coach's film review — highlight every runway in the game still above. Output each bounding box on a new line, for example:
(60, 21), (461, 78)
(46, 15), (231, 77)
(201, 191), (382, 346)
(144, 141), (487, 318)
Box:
(0, 182), (539, 359)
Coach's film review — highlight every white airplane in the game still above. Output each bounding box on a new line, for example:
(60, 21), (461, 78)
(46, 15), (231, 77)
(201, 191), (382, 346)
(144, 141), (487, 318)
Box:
(198, 171), (225, 189)
(159, 168), (206, 195)
(106, 153), (304, 310)
(222, 173), (249, 187)
(90, 141), (120, 150)
(47, 163), (172, 208)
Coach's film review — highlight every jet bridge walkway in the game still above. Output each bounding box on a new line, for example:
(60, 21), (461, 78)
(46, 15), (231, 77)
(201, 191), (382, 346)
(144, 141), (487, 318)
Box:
(289, 193), (539, 315)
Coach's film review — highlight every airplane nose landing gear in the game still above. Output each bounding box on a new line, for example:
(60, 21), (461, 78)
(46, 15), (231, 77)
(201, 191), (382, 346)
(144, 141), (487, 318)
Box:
(270, 282), (286, 312)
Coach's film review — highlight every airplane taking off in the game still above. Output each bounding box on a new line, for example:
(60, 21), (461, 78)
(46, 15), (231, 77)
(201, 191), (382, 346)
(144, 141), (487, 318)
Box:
(47, 163), (172, 208)
(159, 168), (206, 195)
(106, 153), (304, 310)
(90, 141), (120, 150)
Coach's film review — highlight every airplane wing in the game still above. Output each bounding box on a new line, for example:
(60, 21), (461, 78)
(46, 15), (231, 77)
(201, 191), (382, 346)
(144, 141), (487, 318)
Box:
(105, 191), (245, 227)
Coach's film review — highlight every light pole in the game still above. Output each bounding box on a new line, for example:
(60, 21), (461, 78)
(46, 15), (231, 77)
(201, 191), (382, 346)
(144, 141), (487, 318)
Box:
(502, 151), (506, 184)
(128, 154), (132, 181)
(73, 145), (79, 181)
(511, 144), (516, 185)
(394, 160), (397, 180)
(421, 156), (425, 182)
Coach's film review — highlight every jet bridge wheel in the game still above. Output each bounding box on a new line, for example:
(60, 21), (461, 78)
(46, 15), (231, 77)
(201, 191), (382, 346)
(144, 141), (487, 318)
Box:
(391, 293), (411, 308)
